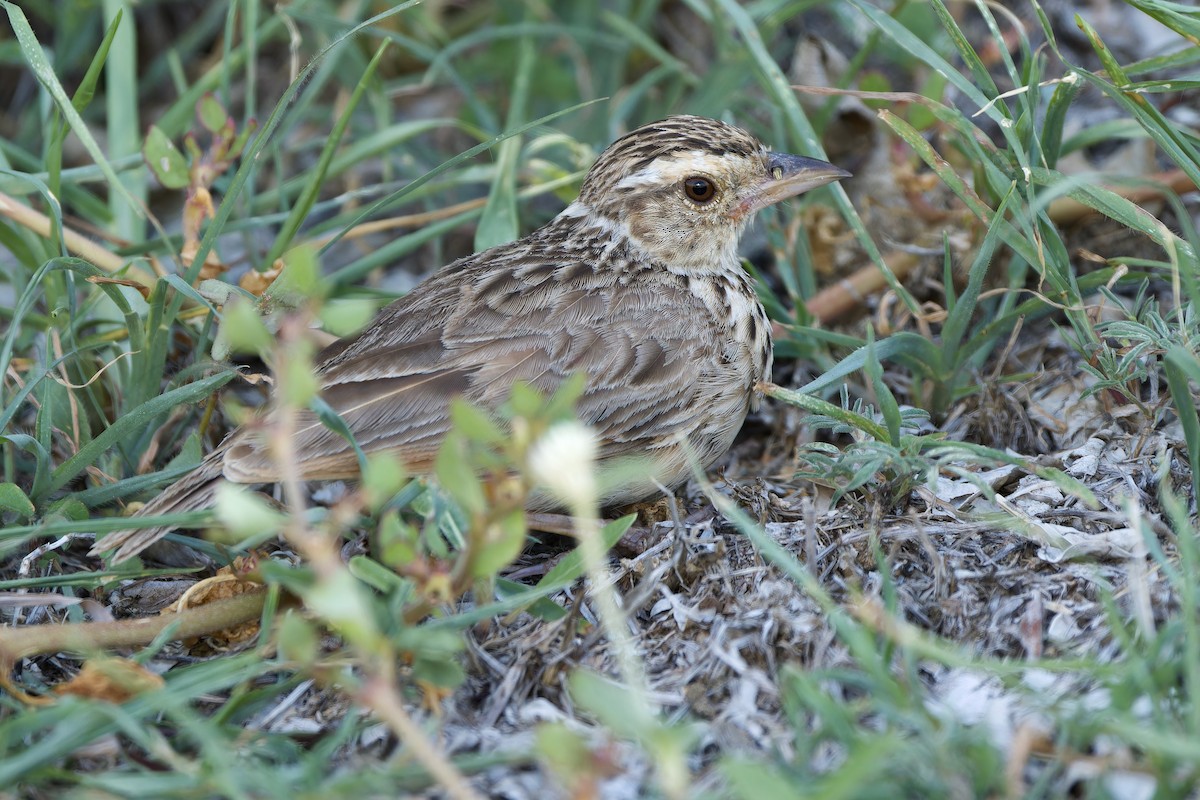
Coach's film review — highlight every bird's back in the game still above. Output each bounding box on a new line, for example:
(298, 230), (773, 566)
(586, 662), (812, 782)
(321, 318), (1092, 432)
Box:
(222, 217), (767, 498)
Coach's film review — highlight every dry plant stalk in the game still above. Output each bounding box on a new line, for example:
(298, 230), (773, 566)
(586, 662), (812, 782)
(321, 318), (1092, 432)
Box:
(263, 314), (484, 800)
(0, 589), (270, 702)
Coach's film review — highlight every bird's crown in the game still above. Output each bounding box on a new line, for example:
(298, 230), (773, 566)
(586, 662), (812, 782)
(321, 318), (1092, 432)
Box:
(577, 115), (768, 205)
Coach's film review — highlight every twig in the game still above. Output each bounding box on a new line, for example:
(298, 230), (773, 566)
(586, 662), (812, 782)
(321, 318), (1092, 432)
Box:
(357, 668), (486, 800)
(0, 589), (269, 665)
(805, 250), (919, 324)
(0, 190), (157, 283)
(268, 315), (482, 799)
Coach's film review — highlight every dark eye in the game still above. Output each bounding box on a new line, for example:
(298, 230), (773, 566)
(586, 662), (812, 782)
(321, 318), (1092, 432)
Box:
(683, 176), (716, 203)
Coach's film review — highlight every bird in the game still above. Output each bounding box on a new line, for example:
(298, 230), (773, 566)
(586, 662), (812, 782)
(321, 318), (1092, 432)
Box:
(92, 115), (849, 563)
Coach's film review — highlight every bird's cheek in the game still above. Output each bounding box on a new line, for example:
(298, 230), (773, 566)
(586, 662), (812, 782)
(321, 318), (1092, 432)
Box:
(726, 191), (760, 223)
(626, 202), (685, 252)
(643, 220), (732, 268)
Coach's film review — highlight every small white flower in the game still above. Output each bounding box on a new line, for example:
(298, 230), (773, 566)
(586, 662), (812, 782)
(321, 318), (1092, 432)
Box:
(529, 421), (598, 508)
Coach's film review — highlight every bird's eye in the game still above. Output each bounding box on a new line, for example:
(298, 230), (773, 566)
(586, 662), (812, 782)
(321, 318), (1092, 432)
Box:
(682, 176), (716, 203)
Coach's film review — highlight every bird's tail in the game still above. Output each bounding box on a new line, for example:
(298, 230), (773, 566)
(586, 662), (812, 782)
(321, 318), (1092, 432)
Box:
(90, 443), (231, 563)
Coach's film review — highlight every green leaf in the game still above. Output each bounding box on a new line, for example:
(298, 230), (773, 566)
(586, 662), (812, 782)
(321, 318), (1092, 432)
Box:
(218, 295), (274, 357)
(507, 381), (544, 419)
(535, 722), (593, 779)
(474, 19), (534, 250)
(361, 453), (408, 511)
(277, 610), (319, 666)
(394, 623), (465, 662)
(0, 482), (35, 520)
(306, 571), (380, 650)
(46, 7), (123, 201)
(308, 395), (369, 475)
(177, 1), (423, 285)
(763, 385), (889, 442)
(194, 277), (244, 307)
(1165, 346), (1200, 504)
(847, 0), (990, 119)
(376, 510), (419, 568)
(939, 189), (1013, 382)
(197, 93), (229, 134)
(537, 515), (635, 590)
(1076, 14), (1130, 86)
(348, 554), (410, 594)
(568, 669), (655, 739)
(1062, 55), (1200, 196)
(929, 0), (1000, 100)
(1029, 167), (1197, 266)
(319, 99), (603, 262)
(42, 497), (88, 523)
(413, 653), (466, 689)
(279, 350), (320, 409)
(471, 507), (527, 578)
(259, 41), (390, 271)
(317, 297), (379, 338)
(449, 400), (506, 445)
(543, 372), (588, 420)
(722, 758), (804, 799)
(1122, 0), (1200, 42)
(794, 331), (940, 397)
(435, 435), (486, 516)
(143, 125), (190, 189)
(1041, 76), (1083, 168)
(265, 245), (324, 303)
(213, 483), (285, 538)
(70, 465), (197, 509)
(167, 432), (204, 470)
(496, 577), (566, 620)
(864, 332), (901, 446)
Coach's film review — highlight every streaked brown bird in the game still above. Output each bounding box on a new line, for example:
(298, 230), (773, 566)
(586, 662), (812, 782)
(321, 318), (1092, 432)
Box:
(93, 115), (849, 562)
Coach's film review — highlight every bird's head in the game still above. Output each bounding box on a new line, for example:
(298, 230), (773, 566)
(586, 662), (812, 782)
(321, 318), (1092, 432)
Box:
(568, 115), (850, 272)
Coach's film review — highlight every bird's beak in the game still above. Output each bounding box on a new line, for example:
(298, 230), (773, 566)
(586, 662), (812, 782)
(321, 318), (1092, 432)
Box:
(730, 153), (851, 221)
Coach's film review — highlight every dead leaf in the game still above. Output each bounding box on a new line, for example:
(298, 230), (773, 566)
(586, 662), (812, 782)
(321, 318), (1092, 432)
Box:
(54, 657), (165, 703)
(1037, 527), (1145, 564)
(87, 275), (152, 300)
(165, 558), (264, 649)
(240, 259), (284, 296)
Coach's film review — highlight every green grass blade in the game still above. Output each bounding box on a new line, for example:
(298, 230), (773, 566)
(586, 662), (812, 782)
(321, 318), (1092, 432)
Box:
(179, 1), (422, 286)
(259, 40), (391, 272)
(763, 384), (889, 442)
(475, 19), (535, 251)
(318, 99), (603, 258)
(714, 0), (917, 317)
(1164, 346), (1200, 504)
(864, 332), (902, 445)
(795, 331), (942, 397)
(42, 369), (235, 498)
(46, 7), (122, 205)
(1040, 75), (1083, 168)
(929, 0), (1000, 100)
(941, 189), (1013, 368)
(102, 0), (143, 241)
(2, 1), (142, 219)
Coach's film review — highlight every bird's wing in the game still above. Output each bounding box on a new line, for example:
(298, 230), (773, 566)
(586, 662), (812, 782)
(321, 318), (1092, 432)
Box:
(221, 252), (748, 485)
